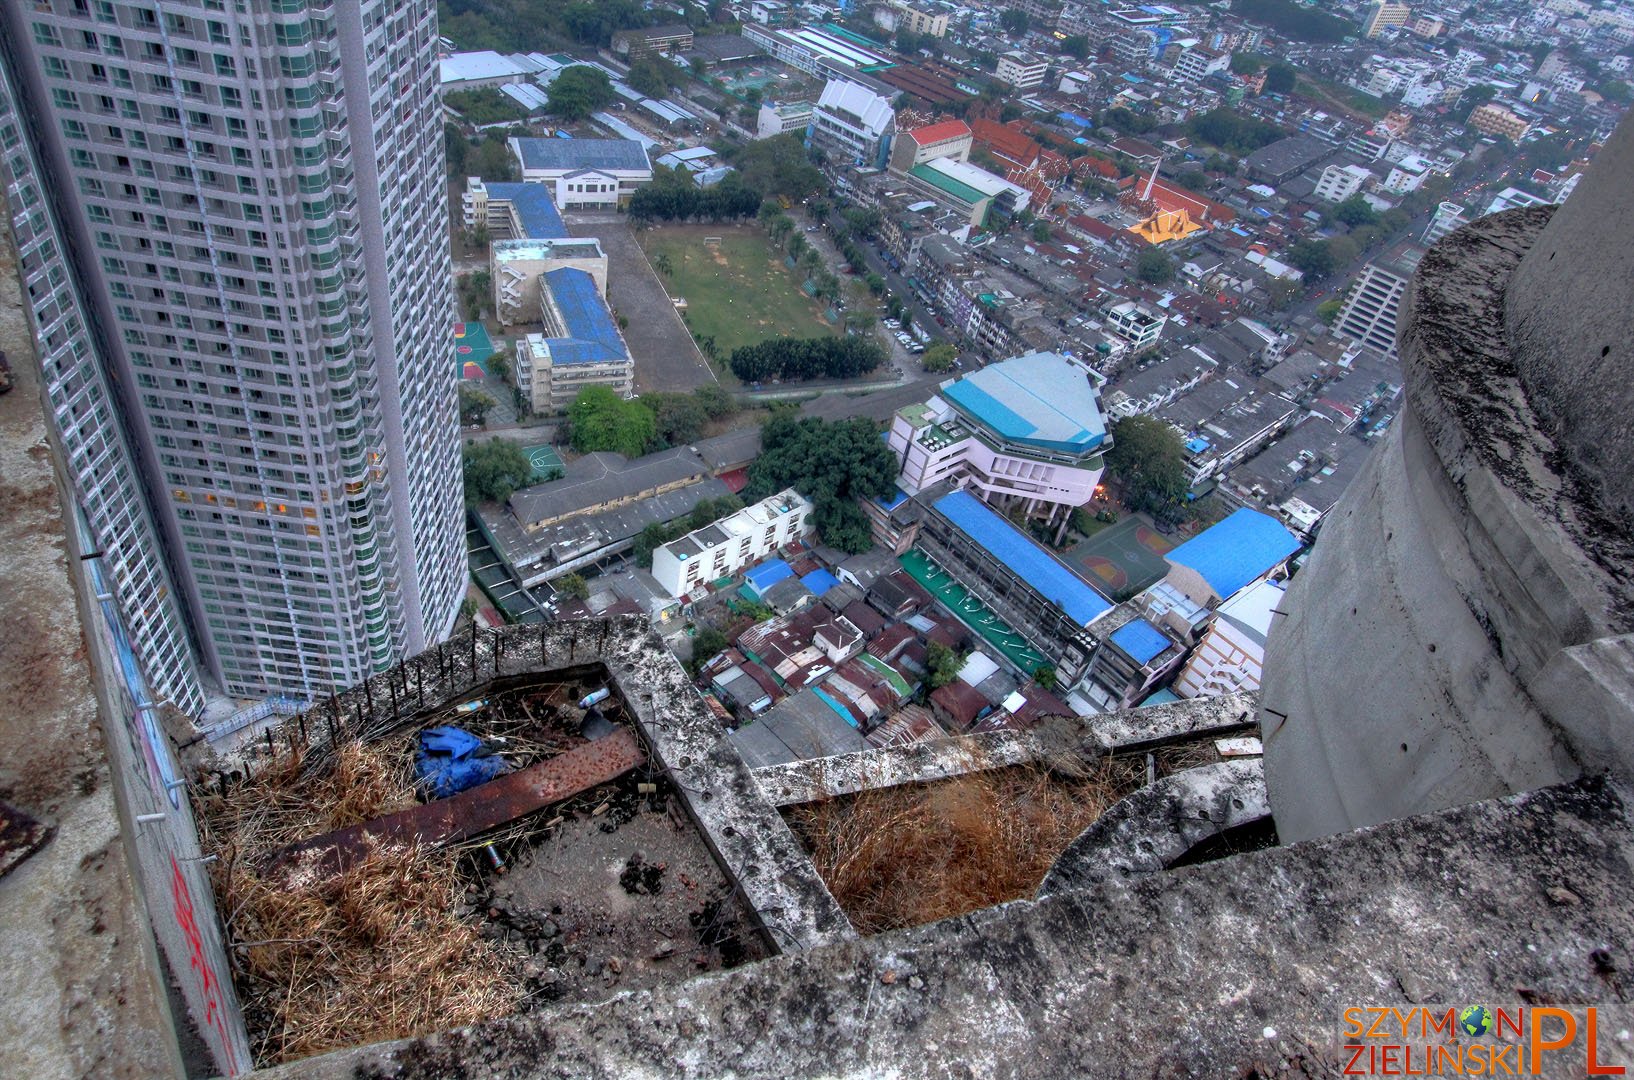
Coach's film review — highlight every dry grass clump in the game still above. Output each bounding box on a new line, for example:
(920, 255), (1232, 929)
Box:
(195, 740), (524, 1065)
(790, 757), (1146, 934)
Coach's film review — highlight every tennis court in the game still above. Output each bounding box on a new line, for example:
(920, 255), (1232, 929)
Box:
(1064, 515), (1175, 597)
(520, 443), (563, 482)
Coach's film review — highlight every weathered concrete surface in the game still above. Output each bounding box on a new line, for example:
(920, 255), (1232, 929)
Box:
(0, 224), (180, 1078)
(755, 694), (1258, 807)
(1506, 112), (1634, 532)
(250, 776), (1634, 1079)
(1037, 758), (1268, 897)
(1263, 200), (1634, 843)
(1086, 690), (1257, 752)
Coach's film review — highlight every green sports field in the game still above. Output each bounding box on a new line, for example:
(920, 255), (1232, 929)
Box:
(638, 225), (837, 359)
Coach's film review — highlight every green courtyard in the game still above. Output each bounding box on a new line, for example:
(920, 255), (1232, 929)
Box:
(638, 224), (838, 359)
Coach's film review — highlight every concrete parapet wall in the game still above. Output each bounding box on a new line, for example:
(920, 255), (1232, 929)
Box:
(752, 692), (1259, 807)
(1263, 142), (1634, 843)
(247, 777), (1634, 1079)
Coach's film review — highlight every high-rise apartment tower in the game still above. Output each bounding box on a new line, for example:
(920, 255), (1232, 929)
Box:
(0, 0), (465, 710)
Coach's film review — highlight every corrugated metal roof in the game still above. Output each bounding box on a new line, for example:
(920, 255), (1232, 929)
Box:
(1110, 619), (1171, 665)
(540, 268), (627, 365)
(1165, 508), (1301, 601)
(480, 182), (567, 239)
(513, 137), (651, 173)
(932, 491), (1112, 626)
(940, 351), (1106, 454)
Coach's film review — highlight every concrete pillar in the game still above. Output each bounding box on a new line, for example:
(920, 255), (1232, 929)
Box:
(1260, 113), (1634, 843)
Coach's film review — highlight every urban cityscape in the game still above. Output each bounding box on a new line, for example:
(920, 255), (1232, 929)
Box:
(0, 0), (1631, 1076)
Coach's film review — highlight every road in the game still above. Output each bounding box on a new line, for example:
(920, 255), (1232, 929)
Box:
(797, 209), (952, 357)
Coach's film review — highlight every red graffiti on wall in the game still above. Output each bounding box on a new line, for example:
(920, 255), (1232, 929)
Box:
(169, 855), (243, 1075)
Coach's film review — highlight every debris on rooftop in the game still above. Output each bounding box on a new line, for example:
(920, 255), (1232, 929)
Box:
(194, 671), (762, 1066)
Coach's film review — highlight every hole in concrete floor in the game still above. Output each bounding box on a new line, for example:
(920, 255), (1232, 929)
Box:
(193, 666), (766, 1068)
(782, 740), (1225, 935)
(1167, 816), (1279, 869)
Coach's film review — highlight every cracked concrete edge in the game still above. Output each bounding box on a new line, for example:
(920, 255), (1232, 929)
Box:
(0, 218), (184, 1078)
(750, 693), (1261, 807)
(1037, 758), (1268, 897)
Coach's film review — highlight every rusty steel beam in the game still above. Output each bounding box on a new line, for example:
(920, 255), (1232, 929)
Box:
(271, 727), (644, 875)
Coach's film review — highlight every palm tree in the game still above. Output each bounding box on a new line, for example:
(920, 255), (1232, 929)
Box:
(652, 252), (673, 276)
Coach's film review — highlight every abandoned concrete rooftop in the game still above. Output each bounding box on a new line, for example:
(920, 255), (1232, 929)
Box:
(6, 86), (1634, 1080)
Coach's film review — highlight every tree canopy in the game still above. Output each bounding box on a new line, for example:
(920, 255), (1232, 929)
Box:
(462, 438), (534, 507)
(1136, 247), (1175, 285)
(628, 170), (763, 224)
(728, 336), (886, 383)
(925, 642), (963, 690)
(445, 87), (529, 126)
(1105, 415), (1190, 522)
(567, 386), (655, 459)
(747, 414), (898, 554)
(726, 134), (825, 200)
(1286, 238), (1338, 280)
(626, 55), (681, 98)
(999, 8), (1030, 36)
(1186, 108), (1285, 156)
(1262, 62), (1297, 96)
(921, 343), (957, 373)
(459, 384), (496, 426)
(1331, 194), (1377, 226)
(1234, 0), (1352, 43)
(546, 65), (614, 121)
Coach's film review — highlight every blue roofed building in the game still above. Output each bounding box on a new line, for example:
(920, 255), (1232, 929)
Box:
(1078, 611), (1188, 712)
(912, 489), (1116, 683)
(462, 177), (568, 240)
(1163, 508), (1302, 607)
(519, 267), (634, 411)
(888, 351), (1111, 544)
(509, 137), (653, 207)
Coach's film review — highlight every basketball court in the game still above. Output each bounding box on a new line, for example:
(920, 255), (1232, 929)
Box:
(1065, 515), (1176, 598)
(520, 443), (563, 482)
(454, 320), (496, 380)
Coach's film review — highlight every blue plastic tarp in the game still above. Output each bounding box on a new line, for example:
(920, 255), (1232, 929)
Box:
(415, 725), (508, 800)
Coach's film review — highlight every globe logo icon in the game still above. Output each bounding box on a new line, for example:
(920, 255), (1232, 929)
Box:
(1460, 1005), (1494, 1038)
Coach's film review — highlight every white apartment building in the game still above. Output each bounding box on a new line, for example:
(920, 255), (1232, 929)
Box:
(996, 51), (1049, 89)
(1173, 579), (1284, 698)
(1422, 201), (1468, 246)
(651, 489), (813, 598)
(756, 101), (815, 139)
(1173, 46), (1229, 82)
(1334, 254), (1419, 358)
(1382, 155), (1434, 194)
(0, 0), (466, 705)
(1314, 164), (1374, 203)
(1104, 300), (1169, 352)
(809, 78), (896, 170)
